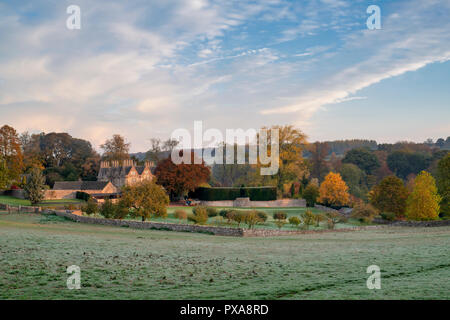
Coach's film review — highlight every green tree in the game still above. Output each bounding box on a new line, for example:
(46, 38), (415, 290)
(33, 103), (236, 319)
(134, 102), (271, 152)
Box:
(436, 154), (450, 218)
(406, 171), (441, 221)
(387, 151), (431, 179)
(339, 163), (368, 200)
(369, 176), (409, 218)
(342, 148), (380, 175)
(23, 168), (46, 205)
(120, 180), (169, 221)
(303, 183), (319, 207)
(288, 216), (301, 228)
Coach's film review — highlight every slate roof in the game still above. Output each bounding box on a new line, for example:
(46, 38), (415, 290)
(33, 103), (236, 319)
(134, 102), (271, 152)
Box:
(53, 181), (111, 191)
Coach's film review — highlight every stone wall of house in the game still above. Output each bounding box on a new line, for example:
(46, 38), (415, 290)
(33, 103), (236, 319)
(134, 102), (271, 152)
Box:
(44, 190), (77, 200)
(200, 198), (306, 208)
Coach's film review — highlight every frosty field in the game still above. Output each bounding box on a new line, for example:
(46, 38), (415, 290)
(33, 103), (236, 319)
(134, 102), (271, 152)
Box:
(0, 213), (449, 300)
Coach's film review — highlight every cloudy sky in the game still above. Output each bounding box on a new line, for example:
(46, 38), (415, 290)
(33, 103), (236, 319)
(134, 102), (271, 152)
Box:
(0, 0), (449, 152)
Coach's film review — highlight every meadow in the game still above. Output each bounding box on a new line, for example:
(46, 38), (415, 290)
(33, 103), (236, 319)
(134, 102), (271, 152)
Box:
(0, 195), (85, 207)
(0, 212), (449, 300)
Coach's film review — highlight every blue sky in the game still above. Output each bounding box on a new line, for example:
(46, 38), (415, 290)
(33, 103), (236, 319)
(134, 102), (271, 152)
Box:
(0, 0), (449, 152)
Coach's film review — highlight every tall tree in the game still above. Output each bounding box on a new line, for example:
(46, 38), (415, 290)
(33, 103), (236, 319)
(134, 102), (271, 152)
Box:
(369, 175), (409, 217)
(0, 156), (8, 189)
(100, 134), (130, 162)
(318, 172), (350, 206)
(436, 154), (450, 218)
(258, 125), (309, 192)
(0, 125), (24, 184)
(339, 163), (368, 200)
(24, 168), (46, 205)
(155, 152), (211, 199)
(406, 171), (441, 221)
(342, 148), (380, 175)
(308, 142), (330, 181)
(387, 151), (432, 179)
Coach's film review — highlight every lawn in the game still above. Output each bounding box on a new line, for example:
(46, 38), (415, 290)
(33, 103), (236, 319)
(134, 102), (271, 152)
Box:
(0, 195), (85, 207)
(0, 213), (449, 299)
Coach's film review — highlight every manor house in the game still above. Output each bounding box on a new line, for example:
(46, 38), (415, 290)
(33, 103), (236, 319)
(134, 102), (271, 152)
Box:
(97, 159), (155, 189)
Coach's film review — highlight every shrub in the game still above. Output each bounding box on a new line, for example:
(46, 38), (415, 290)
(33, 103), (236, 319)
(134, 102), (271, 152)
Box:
(188, 206), (208, 225)
(219, 209), (231, 218)
(313, 213), (326, 227)
(288, 216), (301, 227)
(273, 211), (287, 221)
(303, 184), (319, 207)
(83, 198), (98, 215)
(113, 203), (129, 220)
(255, 211), (268, 222)
(244, 210), (261, 229)
(301, 210), (315, 229)
(100, 199), (116, 219)
(225, 210), (236, 223)
(231, 211), (246, 226)
(380, 212), (396, 221)
(323, 211), (347, 229)
(275, 220), (286, 229)
(351, 202), (379, 223)
(206, 207), (219, 217)
(369, 176), (409, 217)
(174, 209), (188, 222)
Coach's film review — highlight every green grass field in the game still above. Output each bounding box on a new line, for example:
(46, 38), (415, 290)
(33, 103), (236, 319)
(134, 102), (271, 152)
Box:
(0, 195), (85, 207)
(1, 212), (449, 299)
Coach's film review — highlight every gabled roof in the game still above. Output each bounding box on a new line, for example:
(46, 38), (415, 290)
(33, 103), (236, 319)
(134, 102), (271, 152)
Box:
(53, 181), (111, 191)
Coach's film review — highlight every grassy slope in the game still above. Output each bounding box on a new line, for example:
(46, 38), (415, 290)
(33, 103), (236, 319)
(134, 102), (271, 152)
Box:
(0, 213), (449, 300)
(0, 195), (85, 206)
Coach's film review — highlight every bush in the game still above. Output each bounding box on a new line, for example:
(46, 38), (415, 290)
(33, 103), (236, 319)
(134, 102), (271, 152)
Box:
(351, 202), (379, 223)
(189, 187), (277, 201)
(303, 184), (319, 207)
(255, 211), (268, 222)
(288, 216), (301, 227)
(188, 206), (208, 225)
(100, 199), (115, 219)
(83, 198), (98, 215)
(113, 203), (129, 220)
(273, 211), (287, 221)
(324, 212), (347, 229)
(313, 213), (326, 227)
(244, 210), (261, 229)
(174, 209), (188, 222)
(231, 211), (246, 226)
(301, 210), (315, 229)
(219, 209), (231, 218)
(206, 207), (219, 217)
(380, 212), (396, 221)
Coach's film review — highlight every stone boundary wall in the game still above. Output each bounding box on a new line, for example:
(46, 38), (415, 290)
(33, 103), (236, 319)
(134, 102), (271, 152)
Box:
(200, 198), (306, 208)
(48, 210), (244, 237)
(242, 225), (385, 237)
(314, 204), (340, 214)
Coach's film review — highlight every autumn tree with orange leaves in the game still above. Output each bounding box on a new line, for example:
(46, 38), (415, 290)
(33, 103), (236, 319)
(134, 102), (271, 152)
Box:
(0, 125), (24, 185)
(318, 172), (350, 207)
(155, 151), (211, 200)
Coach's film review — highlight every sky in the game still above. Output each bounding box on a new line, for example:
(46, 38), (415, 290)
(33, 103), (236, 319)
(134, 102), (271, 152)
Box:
(0, 0), (449, 152)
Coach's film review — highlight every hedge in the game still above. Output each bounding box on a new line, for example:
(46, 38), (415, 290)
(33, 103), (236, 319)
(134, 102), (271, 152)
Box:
(76, 191), (91, 201)
(189, 187), (277, 201)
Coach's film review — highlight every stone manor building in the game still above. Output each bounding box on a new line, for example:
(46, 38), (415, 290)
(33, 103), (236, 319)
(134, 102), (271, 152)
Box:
(97, 159), (155, 189)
